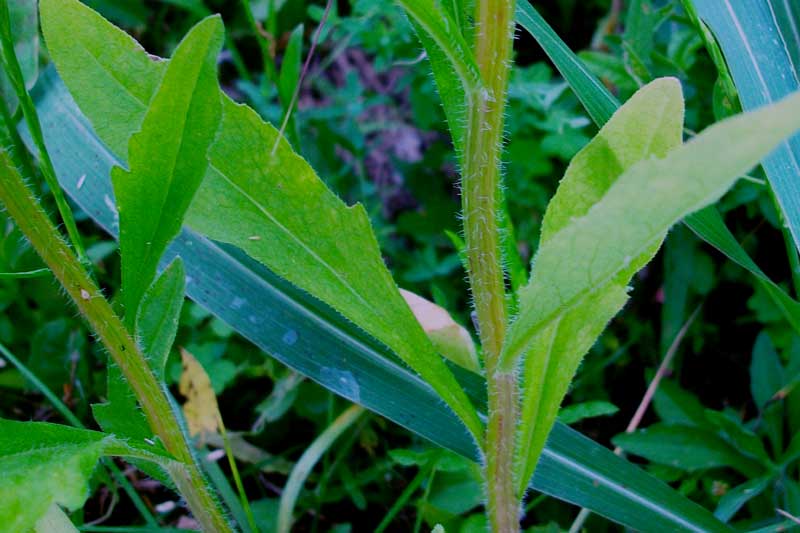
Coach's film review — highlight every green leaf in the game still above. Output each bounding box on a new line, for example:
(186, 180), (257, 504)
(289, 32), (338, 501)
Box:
(29, 68), (735, 532)
(0, 419), (173, 532)
(503, 86), (800, 371)
(750, 331), (786, 410)
(704, 409), (772, 464)
(516, 0), (800, 332)
(93, 259), (185, 451)
(112, 15), (223, 320)
(558, 400), (618, 425)
(713, 476), (773, 523)
(0, 0), (39, 111)
(613, 424), (764, 477)
(652, 378), (709, 428)
(41, 0), (482, 444)
(136, 258), (186, 378)
(395, 0), (481, 156)
(40, 0), (167, 159)
(693, 0), (800, 254)
(514, 77), (684, 491)
(185, 97), (482, 442)
(512, 77), (800, 489)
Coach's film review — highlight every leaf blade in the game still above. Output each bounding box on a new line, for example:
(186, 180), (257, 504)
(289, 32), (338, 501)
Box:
(112, 15), (223, 318)
(502, 88), (800, 370)
(690, 0), (800, 253)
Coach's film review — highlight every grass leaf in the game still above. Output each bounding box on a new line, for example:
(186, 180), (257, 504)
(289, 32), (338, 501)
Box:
(689, 1), (800, 254)
(0, 0), (39, 111)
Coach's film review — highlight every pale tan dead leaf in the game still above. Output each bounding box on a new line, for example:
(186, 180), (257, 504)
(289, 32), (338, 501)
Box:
(179, 347), (222, 442)
(400, 289), (480, 372)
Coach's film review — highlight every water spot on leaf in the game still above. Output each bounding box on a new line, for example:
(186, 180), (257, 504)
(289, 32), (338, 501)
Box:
(320, 367), (360, 402)
(282, 329), (298, 345)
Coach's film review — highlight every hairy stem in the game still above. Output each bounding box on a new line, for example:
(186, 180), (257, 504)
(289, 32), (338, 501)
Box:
(0, 0), (91, 273)
(0, 151), (233, 533)
(463, 0), (519, 531)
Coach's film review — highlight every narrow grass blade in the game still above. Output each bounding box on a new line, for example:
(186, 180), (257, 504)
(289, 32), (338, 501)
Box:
(515, 1), (619, 126)
(693, 0), (800, 254)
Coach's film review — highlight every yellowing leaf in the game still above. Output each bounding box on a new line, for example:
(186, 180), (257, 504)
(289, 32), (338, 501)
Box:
(179, 348), (221, 441)
(400, 289), (479, 372)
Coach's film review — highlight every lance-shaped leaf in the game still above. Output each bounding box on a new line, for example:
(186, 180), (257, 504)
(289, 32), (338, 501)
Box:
(502, 88), (800, 370)
(40, 0), (482, 444)
(0, 419), (174, 532)
(514, 0), (800, 336)
(111, 15), (222, 319)
(185, 99), (483, 442)
(514, 77), (684, 492)
(395, 0), (481, 156)
(40, 0), (167, 159)
(507, 87), (800, 489)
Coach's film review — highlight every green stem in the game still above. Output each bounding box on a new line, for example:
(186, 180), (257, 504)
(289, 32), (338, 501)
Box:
(240, 0), (276, 83)
(464, 1), (519, 531)
(220, 424), (258, 533)
(0, 0), (91, 273)
(374, 458), (432, 533)
(0, 82), (36, 181)
(0, 151), (232, 533)
(277, 405), (364, 533)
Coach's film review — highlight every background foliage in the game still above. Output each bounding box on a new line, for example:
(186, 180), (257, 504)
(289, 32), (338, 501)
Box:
(2, 0), (800, 531)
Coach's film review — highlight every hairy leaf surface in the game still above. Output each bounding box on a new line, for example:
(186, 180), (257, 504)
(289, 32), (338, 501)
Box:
(0, 419), (173, 533)
(503, 88), (800, 369)
(515, 78), (684, 491)
(515, 2), (800, 335)
(28, 67), (736, 533)
(94, 260), (185, 446)
(395, 0), (481, 157)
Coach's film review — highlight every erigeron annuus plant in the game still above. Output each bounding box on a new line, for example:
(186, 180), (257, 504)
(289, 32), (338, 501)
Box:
(2, 0), (800, 531)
